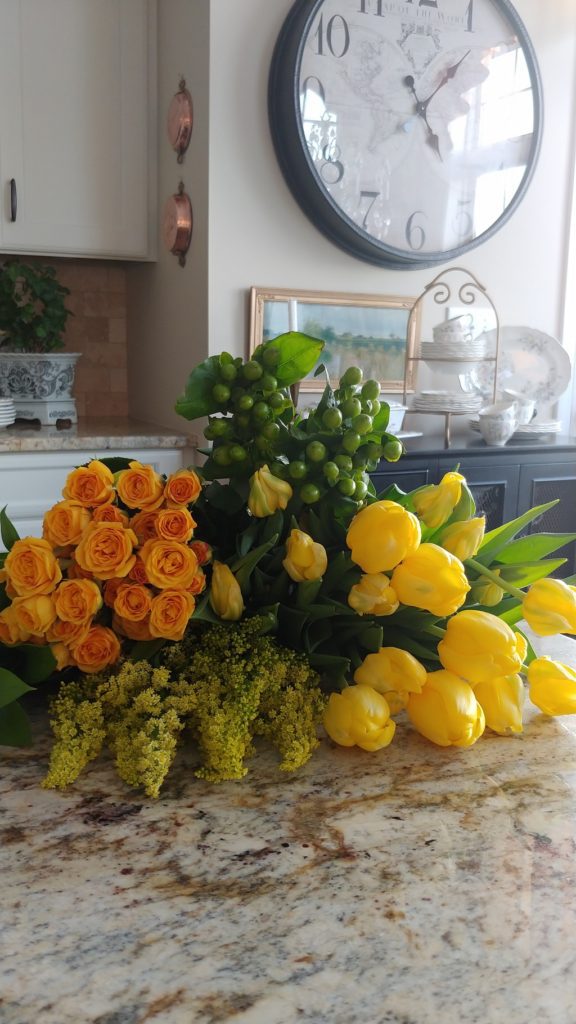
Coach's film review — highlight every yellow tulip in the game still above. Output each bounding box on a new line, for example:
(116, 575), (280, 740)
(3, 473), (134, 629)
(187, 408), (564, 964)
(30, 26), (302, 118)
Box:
(439, 516), (485, 561)
(391, 543), (470, 617)
(248, 465), (292, 517)
(354, 647), (427, 714)
(473, 674), (524, 735)
(282, 529), (327, 582)
(209, 561), (244, 621)
(323, 684), (396, 751)
(527, 657), (576, 716)
(346, 500), (421, 574)
(407, 669), (485, 748)
(348, 573), (399, 616)
(469, 571), (504, 607)
(522, 578), (576, 636)
(412, 471), (465, 529)
(438, 609), (526, 684)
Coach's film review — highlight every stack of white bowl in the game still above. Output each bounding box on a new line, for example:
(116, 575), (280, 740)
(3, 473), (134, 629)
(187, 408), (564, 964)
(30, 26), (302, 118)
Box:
(0, 398), (16, 428)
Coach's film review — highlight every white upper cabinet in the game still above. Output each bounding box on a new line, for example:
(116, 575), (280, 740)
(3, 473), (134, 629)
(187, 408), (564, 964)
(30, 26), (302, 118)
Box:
(0, 0), (156, 259)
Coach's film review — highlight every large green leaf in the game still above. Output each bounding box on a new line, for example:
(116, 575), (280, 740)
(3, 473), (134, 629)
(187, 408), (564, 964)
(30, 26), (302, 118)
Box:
(475, 500), (559, 566)
(266, 332), (325, 387)
(174, 355), (223, 421)
(497, 559), (567, 587)
(0, 668), (35, 708)
(98, 456), (133, 473)
(495, 532), (576, 564)
(0, 506), (19, 550)
(16, 643), (57, 685)
(0, 701), (32, 747)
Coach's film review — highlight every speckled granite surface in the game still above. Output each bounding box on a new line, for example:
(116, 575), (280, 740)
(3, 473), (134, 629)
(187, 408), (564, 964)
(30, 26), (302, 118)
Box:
(2, 632), (576, 1024)
(0, 418), (196, 452)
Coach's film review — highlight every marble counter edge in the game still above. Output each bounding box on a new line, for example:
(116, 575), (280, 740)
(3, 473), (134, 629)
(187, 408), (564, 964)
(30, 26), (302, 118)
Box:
(0, 419), (199, 453)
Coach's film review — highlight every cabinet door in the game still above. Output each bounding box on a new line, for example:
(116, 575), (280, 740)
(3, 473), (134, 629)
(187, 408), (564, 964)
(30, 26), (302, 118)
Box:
(518, 461), (576, 576)
(0, 0), (154, 258)
(370, 458), (437, 498)
(454, 462), (520, 531)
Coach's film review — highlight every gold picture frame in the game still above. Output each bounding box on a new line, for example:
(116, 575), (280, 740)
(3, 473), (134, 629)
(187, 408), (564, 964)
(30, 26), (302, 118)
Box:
(249, 287), (418, 392)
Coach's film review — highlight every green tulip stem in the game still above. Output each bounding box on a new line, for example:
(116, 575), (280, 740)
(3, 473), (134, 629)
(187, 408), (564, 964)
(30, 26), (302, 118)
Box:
(465, 557), (526, 602)
(425, 625), (446, 639)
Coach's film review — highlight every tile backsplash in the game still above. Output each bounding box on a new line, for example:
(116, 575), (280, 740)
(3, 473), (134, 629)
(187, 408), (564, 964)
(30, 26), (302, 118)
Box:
(2, 257), (128, 419)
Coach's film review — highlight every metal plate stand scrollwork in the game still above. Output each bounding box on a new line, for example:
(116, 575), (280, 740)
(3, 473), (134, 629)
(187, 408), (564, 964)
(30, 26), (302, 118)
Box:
(403, 267), (500, 448)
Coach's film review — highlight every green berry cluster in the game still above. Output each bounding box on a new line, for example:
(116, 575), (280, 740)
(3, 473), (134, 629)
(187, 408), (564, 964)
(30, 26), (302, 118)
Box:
(203, 345), (293, 469)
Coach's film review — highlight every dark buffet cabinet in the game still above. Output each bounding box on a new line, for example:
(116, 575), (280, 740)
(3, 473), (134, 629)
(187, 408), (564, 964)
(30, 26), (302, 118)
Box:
(372, 435), (576, 576)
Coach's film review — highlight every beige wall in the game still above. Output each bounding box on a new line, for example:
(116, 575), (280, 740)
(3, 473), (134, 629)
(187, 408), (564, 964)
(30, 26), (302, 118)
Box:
(129, 0), (576, 431)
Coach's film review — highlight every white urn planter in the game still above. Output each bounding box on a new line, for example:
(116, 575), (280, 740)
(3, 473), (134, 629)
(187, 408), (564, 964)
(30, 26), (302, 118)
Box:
(0, 352), (81, 425)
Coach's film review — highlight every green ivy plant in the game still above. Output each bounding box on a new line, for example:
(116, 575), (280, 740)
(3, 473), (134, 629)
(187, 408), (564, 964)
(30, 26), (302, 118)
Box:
(0, 260), (71, 353)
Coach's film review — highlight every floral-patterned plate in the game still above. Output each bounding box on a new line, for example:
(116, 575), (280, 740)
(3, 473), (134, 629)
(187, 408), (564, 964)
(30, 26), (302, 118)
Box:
(467, 327), (572, 402)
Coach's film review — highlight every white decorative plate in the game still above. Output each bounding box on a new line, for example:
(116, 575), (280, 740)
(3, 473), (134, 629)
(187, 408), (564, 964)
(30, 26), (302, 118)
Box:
(467, 327), (572, 402)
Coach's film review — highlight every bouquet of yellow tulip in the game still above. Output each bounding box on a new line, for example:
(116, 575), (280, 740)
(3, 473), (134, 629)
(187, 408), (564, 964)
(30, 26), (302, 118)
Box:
(0, 459), (210, 745)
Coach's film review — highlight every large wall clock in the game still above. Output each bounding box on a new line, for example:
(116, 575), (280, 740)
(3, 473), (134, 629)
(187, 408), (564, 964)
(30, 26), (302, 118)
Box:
(268, 0), (543, 268)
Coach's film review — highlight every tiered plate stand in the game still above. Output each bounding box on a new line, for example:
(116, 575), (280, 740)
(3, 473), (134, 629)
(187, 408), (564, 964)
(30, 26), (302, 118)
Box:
(403, 267), (500, 448)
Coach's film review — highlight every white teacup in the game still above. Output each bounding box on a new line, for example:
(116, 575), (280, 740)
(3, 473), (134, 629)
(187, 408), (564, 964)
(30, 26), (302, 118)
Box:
(433, 313), (474, 345)
(478, 401), (517, 446)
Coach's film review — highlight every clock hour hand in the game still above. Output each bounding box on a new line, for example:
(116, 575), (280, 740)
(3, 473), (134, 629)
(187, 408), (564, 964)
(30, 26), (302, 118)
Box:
(403, 74), (442, 160)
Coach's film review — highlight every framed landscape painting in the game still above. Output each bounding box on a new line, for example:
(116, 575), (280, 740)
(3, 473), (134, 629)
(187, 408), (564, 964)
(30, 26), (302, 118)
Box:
(249, 287), (418, 392)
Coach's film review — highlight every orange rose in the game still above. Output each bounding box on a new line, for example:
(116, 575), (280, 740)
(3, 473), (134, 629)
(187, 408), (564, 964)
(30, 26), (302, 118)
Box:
(92, 503), (130, 527)
(4, 537), (62, 597)
(50, 643), (73, 671)
(70, 625), (121, 673)
(140, 539), (198, 590)
(62, 460), (115, 507)
(53, 579), (103, 624)
(188, 569), (206, 595)
(11, 595), (57, 637)
(190, 540), (212, 566)
(103, 577), (127, 609)
(149, 589), (195, 640)
(67, 558), (94, 581)
(164, 469), (202, 507)
(46, 617), (92, 648)
(116, 461), (165, 511)
(75, 523), (138, 581)
(0, 606), (30, 645)
(43, 500), (91, 548)
(112, 612), (153, 642)
(130, 510), (160, 544)
(155, 507), (196, 544)
(128, 559), (149, 585)
(114, 583), (152, 622)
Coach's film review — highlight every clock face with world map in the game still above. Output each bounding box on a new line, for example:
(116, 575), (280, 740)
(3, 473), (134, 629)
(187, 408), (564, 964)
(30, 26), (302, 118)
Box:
(269, 0), (542, 267)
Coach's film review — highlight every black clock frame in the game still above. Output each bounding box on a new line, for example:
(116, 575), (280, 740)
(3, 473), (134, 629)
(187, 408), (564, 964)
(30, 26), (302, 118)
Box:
(268, 0), (543, 269)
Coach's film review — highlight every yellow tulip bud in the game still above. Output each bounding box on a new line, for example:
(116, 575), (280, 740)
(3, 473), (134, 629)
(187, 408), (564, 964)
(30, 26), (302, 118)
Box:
(346, 500), (421, 574)
(407, 669), (485, 748)
(473, 674), (524, 735)
(439, 516), (485, 561)
(323, 684), (396, 752)
(354, 647), (427, 715)
(391, 543), (470, 617)
(282, 529), (327, 582)
(522, 578), (576, 636)
(469, 571), (504, 607)
(438, 609), (526, 684)
(348, 573), (399, 616)
(412, 471), (466, 529)
(209, 561), (244, 621)
(248, 465), (292, 517)
(527, 656), (576, 716)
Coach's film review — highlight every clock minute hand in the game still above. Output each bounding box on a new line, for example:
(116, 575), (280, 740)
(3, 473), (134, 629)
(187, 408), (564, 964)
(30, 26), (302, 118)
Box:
(418, 50), (471, 113)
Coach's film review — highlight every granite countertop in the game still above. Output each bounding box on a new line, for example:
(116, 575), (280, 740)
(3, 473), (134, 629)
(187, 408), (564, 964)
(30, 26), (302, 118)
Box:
(0, 418), (198, 453)
(2, 630), (576, 1024)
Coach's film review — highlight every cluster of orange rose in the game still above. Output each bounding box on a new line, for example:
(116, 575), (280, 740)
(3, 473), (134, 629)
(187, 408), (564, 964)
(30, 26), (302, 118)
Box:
(0, 460), (210, 674)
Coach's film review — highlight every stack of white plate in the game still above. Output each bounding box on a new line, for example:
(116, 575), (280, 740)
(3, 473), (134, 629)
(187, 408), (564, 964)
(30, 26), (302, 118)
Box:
(0, 398), (16, 428)
(413, 390), (484, 413)
(470, 418), (562, 439)
(421, 338), (488, 360)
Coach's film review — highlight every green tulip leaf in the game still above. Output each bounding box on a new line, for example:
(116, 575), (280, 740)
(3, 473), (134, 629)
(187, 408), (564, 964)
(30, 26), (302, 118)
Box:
(497, 559), (567, 588)
(0, 700), (32, 747)
(494, 532), (576, 564)
(0, 506), (19, 551)
(476, 500), (559, 566)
